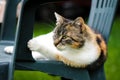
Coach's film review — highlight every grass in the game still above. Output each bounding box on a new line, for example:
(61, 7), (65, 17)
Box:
(14, 71), (61, 80)
(105, 16), (120, 80)
(33, 22), (55, 36)
(14, 16), (120, 80)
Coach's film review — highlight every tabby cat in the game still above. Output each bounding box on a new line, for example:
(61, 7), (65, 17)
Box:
(4, 12), (107, 70)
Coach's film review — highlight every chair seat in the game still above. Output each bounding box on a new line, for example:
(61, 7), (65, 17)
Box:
(0, 41), (14, 80)
(15, 61), (90, 80)
(0, 41), (13, 62)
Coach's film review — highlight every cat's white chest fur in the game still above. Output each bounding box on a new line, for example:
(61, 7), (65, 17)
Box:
(60, 41), (100, 66)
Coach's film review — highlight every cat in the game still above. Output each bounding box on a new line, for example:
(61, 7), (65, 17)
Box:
(4, 12), (107, 70)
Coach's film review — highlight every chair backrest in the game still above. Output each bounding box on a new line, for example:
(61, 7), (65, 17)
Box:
(0, 0), (20, 42)
(88, 0), (118, 43)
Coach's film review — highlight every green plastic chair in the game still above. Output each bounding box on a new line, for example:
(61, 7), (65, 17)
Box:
(0, 0), (21, 80)
(14, 0), (118, 80)
(0, 0), (118, 80)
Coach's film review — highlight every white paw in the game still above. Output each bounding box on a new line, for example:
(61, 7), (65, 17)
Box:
(4, 46), (14, 54)
(32, 51), (48, 61)
(27, 39), (40, 51)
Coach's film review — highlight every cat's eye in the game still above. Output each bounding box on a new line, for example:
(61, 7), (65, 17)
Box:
(65, 39), (72, 44)
(62, 36), (67, 39)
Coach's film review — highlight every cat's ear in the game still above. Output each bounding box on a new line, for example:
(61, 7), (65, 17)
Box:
(74, 17), (85, 26)
(54, 12), (64, 26)
(74, 17), (85, 32)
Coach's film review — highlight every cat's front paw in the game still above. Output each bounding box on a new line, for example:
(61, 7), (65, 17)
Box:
(28, 39), (40, 51)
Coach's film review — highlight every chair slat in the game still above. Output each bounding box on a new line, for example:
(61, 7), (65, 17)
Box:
(102, 0), (107, 7)
(98, 0), (103, 8)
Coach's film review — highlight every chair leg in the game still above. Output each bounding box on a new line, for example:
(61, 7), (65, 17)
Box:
(88, 65), (106, 80)
(0, 62), (9, 80)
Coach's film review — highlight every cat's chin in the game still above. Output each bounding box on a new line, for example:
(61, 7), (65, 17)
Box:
(57, 46), (66, 51)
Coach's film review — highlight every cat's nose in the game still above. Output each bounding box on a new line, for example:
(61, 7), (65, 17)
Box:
(65, 39), (72, 44)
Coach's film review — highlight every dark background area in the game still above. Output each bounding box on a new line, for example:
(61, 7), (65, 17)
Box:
(35, 0), (91, 23)
(35, 0), (120, 23)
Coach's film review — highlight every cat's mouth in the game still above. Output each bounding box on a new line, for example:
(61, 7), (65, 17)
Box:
(56, 43), (66, 50)
(54, 40), (66, 50)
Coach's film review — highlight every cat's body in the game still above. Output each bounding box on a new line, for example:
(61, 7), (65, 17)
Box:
(4, 12), (107, 70)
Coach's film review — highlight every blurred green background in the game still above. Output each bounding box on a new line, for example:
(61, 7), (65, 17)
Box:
(105, 16), (120, 80)
(13, 0), (120, 80)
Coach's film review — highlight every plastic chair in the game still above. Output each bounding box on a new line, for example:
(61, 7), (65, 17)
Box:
(14, 0), (118, 80)
(0, 0), (20, 80)
(0, 0), (118, 80)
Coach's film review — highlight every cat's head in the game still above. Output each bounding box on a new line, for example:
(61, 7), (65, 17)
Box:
(53, 12), (87, 50)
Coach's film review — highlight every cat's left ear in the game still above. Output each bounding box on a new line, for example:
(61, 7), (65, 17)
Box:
(74, 17), (85, 26)
(54, 12), (65, 26)
(74, 17), (85, 32)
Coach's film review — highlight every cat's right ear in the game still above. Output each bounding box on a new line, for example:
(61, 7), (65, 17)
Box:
(54, 12), (64, 26)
